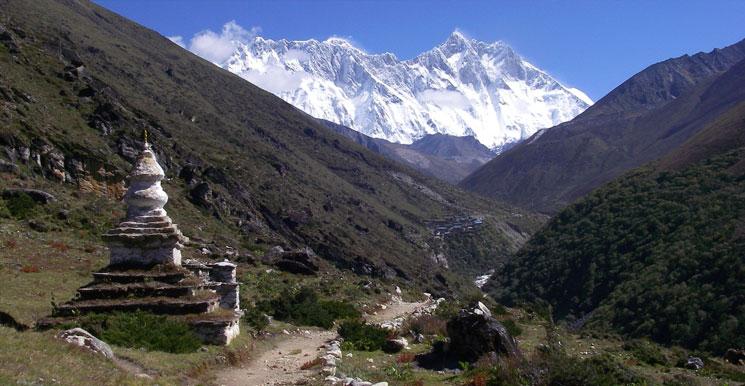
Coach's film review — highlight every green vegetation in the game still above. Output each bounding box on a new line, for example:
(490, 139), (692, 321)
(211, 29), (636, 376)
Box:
(5, 192), (37, 219)
(258, 287), (359, 329)
(541, 352), (644, 386)
(623, 339), (667, 366)
(338, 319), (389, 351)
(490, 148), (745, 354)
(500, 319), (523, 338)
(80, 311), (202, 354)
(242, 304), (270, 332)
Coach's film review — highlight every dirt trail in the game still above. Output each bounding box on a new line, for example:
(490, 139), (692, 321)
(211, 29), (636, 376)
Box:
(215, 300), (429, 386)
(365, 299), (431, 324)
(216, 329), (336, 386)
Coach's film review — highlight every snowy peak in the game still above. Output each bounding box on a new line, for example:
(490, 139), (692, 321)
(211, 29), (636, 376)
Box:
(222, 31), (591, 150)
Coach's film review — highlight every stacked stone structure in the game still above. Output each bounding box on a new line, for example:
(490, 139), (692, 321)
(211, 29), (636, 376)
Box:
(46, 137), (241, 345)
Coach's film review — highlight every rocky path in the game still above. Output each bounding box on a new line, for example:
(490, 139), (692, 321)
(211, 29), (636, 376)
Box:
(215, 299), (430, 386)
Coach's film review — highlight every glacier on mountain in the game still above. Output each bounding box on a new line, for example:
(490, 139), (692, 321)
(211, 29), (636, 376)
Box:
(220, 30), (591, 150)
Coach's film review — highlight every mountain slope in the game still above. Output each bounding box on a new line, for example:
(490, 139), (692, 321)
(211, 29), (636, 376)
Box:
(486, 95), (745, 354)
(319, 119), (494, 183)
(222, 31), (591, 150)
(0, 0), (542, 295)
(461, 39), (745, 212)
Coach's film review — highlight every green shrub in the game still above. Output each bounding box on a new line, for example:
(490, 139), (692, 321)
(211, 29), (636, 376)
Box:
(6, 193), (36, 219)
(80, 311), (201, 353)
(500, 319), (522, 337)
(434, 299), (462, 320)
(259, 287), (359, 329)
(338, 319), (388, 351)
(623, 339), (667, 366)
(243, 304), (270, 332)
(0, 199), (10, 218)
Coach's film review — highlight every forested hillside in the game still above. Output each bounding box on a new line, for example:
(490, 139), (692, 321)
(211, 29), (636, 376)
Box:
(487, 101), (745, 353)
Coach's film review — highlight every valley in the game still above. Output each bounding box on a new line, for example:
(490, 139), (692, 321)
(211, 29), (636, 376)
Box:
(1, 1), (745, 385)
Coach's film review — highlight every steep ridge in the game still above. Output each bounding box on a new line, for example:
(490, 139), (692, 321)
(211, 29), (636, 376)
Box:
(319, 119), (494, 183)
(461, 38), (745, 213)
(222, 31), (591, 150)
(485, 84), (745, 353)
(0, 0), (542, 295)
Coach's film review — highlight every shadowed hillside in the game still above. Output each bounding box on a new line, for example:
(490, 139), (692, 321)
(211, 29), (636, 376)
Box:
(0, 0), (542, 296)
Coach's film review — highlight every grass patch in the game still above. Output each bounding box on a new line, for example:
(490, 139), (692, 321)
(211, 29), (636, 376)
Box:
(0, 327), (141, 385)
(80, 311), (201, 354)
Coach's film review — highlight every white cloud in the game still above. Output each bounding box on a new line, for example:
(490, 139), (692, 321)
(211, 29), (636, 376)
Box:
(183, 21), (261, 64)
(168, 35), (185, 48)
(417, 89), (471, 109)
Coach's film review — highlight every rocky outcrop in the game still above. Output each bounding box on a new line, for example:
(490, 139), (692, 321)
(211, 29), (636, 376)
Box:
(446, 302), (520, 362)
(57, 328), (114, 359)
(382, 337), (408, 353)
(266, 247), (321, 275)
(685, 357), (704, 370)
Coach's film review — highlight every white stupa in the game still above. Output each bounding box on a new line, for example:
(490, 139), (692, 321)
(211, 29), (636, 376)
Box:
(103, 133), (188, 266)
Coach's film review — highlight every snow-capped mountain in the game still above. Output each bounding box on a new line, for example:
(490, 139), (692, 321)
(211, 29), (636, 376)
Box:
(222, 30), (592, 150)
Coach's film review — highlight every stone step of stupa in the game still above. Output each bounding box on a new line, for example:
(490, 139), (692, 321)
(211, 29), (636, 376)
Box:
(104, 226), (181, 236)
(54, 293), (219, 316)
(77, 281), (196, 300)
(117, 220), (173, 228)
(92, 269), (189, 284)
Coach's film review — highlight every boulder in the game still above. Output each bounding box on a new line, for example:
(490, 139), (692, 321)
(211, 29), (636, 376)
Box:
(724, 349), (745, 366)
(685, 357), (704, 370)
(383, 337), (408, 353)
(446, 302), (520, 362)
(273, 247), (319, 275)
(275, 259), (316, 275)
(56, 328), (114, 359)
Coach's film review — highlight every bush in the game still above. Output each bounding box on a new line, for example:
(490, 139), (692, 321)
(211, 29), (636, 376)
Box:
(259, 287), (359, 329)
(338, 319), (388, 351)
(80, 311), (202, 353)
(623, 339), (667, 365)
(0, 199), (10, 218)
(6, 193), (36, 219)
(243, 304), (270, 332)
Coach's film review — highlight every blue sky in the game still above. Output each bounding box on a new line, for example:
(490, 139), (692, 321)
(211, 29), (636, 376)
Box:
(94, 0), (745, 101)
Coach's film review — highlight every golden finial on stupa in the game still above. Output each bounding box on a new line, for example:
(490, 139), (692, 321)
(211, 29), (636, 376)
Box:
(143, 128), (149, 145)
